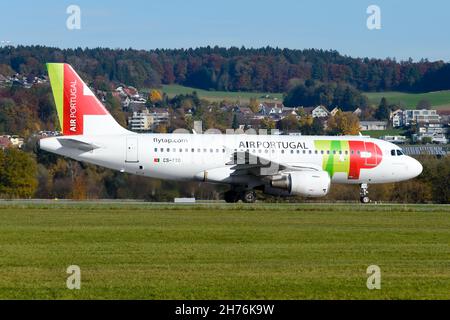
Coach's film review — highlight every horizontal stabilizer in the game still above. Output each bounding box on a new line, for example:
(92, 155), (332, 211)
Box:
(57, 138), (99, 151)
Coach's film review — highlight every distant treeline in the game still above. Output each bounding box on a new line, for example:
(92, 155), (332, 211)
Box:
(0, 45), (449, 93)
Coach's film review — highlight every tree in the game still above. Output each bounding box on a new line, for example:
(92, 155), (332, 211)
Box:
(248, 97), (259, 113)
(375, 97), (390, 120)
(0, 148), (37, 198)
(278, 114), (299, 132)
(148, 89), (163, 105)
(231, 113), (239, 129)
(327, 111), (360, 135)
(260, 118), (276, 130)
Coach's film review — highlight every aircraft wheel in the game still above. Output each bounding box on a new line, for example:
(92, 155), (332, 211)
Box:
(360, 196), (370, 204)
(224, 190), (240, 203)
(242, 190), (257, 203)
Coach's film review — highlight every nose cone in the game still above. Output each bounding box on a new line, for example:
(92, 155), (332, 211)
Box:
(409, 157), (423, 178)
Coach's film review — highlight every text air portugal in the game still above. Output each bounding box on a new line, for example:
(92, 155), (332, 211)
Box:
(62, 64), (108, 135)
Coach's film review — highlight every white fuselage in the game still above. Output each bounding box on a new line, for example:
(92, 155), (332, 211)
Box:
(40, 133), (423, 187)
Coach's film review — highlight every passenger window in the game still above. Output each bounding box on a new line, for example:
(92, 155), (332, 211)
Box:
(154, 148), (158, 152)
(191, 148), (195, 152)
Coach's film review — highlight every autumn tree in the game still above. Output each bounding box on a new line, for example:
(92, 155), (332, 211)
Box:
(248, 97), (260, 113)
(0, 148), (37, 198)
(327, 111), (360, 135)
(148, 89), (163, 105)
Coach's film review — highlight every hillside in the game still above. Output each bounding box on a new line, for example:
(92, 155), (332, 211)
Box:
(365, 91), (450, 110)
(156, 85), (450, 110)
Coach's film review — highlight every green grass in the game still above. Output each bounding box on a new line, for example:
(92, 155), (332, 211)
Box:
(0, 202), (449, 300)
(152, 84), (284, 103)
(361, 128), (406, 138)
(153, 85), (450, 110)
(365, 91), (450, 110)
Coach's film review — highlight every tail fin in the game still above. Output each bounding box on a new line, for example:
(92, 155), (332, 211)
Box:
(46, 63), (129, 136)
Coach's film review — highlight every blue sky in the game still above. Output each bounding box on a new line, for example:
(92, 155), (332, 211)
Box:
(1, 0), (449, 61)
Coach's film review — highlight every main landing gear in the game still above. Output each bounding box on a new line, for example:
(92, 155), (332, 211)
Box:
(224, 189), (257, 203)
(360, 183), (370, 204)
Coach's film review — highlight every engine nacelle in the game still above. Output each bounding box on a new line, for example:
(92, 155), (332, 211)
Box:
(270, 171), (330, 197)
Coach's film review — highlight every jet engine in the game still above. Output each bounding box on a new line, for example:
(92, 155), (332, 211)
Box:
(269, 171), (330, 197)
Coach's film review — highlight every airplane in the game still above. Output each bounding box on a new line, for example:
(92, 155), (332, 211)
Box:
(39, 63), (423, 203)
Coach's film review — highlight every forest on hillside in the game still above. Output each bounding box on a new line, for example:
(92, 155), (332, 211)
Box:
(1, 45), (450, 93)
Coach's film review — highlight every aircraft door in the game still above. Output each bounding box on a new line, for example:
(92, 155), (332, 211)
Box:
(126, 136), (139, 163)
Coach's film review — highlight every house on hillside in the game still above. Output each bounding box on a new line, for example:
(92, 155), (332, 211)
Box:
(390, 109), (404, 127)
(404, 109), (441, 125)
(330, 107), (341, 116)
(353, 108), (362, 117)
(311, 105), (330, 118)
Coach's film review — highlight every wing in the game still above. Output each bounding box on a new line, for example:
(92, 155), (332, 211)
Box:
(226, 150), (321, 176)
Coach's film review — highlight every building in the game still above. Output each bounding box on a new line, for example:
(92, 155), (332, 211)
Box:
(0, 136), (10, 149)
(0, 135), (24, 149)
(412, 133), (448, 144)
(128, 109), (169, 131)
(353, 108), (362, 117)
(403, 109), (441, 125)
(417, 123), (448, 135)
(128, 110), (153, 131)
(380, 135), (407, 144)
(330, 107), (341, 116)
(390, 109), (404, 127)
(359, 121), (388, 131)
(311, 105), (330, 118)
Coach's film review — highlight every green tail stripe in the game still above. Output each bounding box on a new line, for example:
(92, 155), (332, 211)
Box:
(46, 63), (64, 131)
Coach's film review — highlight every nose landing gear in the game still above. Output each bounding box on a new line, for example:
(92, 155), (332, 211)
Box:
(360, 183), (370, 203)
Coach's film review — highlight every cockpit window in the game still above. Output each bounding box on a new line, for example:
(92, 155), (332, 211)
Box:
(396, 150), (404, 156)
(391, 150), (396, 156)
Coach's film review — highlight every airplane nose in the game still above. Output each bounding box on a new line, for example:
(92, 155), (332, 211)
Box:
(410, 157), (423, 178)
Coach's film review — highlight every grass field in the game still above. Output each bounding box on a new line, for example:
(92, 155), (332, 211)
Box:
(153, 84), (450, 110)
(365, 91), (450, 110)
(361, 128), (406, 138)
(1, 202), (449, 300)
(156, 84), (284, 103)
